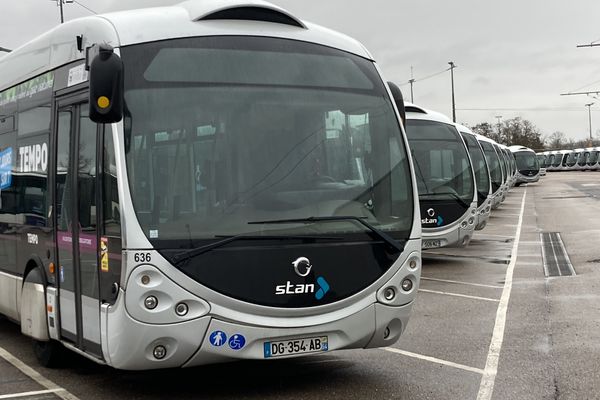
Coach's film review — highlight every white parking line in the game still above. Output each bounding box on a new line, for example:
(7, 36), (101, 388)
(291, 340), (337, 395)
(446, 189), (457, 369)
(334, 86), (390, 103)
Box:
(384, 348), (484, 375)
(0, 389), (65, 399)
(421, 277), (503, 289)
(419, 289), (499, 303)
(0, 346), (79, 400)
(477, 190), (527, 400)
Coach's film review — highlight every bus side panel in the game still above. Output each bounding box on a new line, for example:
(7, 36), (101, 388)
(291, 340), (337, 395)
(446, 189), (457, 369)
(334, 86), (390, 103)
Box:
(0, 272), (19, 320)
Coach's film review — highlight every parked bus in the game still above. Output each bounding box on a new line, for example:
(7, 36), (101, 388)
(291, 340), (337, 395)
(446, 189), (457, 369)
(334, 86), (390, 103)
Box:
(398, 102), (477, 249)
(492, 143), (508, 207)
(587, 147), (600, 170)
(477, 135), (504, 209)
(456, 124), (492, 230)
(509, 145), (540, 185)
(536, 152), (547, 176)
(0, 0), (422, 369)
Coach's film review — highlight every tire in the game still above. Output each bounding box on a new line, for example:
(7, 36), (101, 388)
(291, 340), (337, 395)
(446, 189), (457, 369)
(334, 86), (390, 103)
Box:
(33, 339), (64, 368)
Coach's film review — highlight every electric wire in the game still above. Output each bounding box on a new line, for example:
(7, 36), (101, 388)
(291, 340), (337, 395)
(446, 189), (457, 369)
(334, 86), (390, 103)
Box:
(72, 0), (97, 15)
(399, 67), (452, 87)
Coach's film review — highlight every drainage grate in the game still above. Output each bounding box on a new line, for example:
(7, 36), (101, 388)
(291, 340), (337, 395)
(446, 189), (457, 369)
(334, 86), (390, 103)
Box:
(540, 232), (576, 277)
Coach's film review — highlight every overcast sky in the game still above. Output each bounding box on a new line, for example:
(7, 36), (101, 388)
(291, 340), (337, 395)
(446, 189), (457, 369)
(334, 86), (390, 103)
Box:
(2, 0), (600, 142)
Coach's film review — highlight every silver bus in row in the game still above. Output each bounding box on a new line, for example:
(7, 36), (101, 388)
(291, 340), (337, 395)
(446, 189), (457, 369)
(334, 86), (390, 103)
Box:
(0, 0), (422, 369)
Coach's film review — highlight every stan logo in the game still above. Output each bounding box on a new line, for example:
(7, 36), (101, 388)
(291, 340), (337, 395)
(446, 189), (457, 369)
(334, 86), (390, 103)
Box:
(292, 257), (311, 277)
(422, 208), (444, 227)
(274, 257), (330, 300)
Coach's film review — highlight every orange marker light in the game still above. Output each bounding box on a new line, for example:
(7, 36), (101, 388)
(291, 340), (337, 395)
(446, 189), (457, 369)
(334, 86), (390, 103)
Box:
(97, 96), (110, 109)
(47, 305), (53, 313)
(48, 262), (55, 274)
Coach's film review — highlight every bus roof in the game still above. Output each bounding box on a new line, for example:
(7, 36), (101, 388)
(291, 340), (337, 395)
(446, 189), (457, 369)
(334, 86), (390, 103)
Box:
(0, 0), (373, 92)
(404, 102), (454, 124)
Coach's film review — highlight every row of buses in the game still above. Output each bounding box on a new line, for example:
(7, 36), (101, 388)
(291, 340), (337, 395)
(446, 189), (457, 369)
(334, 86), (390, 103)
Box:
(0, 0), (541, 370)
(537, 148), (600, 172)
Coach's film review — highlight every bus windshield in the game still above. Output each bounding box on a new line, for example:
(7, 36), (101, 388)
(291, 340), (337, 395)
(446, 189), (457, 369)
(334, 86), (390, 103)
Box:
(120, 36), (413, 245)
(480, 141), (502, 193)
(515, 151), (539, 172)
(461, 133), (490, 206)
(405, 120), (474, 206)
(588, 151), (599, 166)
(566, 152), (578, 167)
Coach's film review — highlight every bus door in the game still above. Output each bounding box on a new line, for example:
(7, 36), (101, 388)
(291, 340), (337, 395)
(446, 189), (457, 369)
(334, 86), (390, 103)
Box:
(54, 92), (103, 357)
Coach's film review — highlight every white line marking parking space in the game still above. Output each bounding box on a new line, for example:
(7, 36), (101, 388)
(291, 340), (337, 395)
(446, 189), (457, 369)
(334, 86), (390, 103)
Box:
(384, 348), (484, 375)
(421, 277), (503, 289)
(0, 346), (79, 400)
(0, 389), (65, 399)
(476, 190), (527, 400)
(418, 289), (500, 303)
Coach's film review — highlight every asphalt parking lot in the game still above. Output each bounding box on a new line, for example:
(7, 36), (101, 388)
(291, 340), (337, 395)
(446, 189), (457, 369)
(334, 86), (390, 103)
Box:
(1, 172), (599, 400)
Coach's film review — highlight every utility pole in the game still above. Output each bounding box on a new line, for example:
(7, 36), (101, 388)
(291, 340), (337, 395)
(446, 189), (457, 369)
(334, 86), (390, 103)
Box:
(51, 0), (72, 23)
(585, 103), (594, 143)
(409, 66), (415, 103)
(495, 115), (503, 142)
(448, 61), (456, 122)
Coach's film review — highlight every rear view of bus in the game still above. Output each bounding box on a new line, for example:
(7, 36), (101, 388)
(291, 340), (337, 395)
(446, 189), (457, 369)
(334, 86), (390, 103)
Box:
(0, 1), (421, 370)
(457, 124), (492, 230)
(402, 104), (477, 249)
(509, 145), (540, 185)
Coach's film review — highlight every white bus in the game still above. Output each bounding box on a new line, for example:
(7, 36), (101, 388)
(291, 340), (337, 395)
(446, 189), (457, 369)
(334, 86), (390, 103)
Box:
(398, 102), (477, 249)
(509, 145), (540, 185)
(456, 124), (492, 230)
(476, 135), (504, 209)
(0, 0), (422, 369)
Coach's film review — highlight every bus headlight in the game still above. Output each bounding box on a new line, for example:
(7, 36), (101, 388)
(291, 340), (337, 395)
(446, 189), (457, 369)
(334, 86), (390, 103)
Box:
(175, 302), (189, 316)
(401, 279), (413, 292)
(153, 345), (167, 360)
(383, 287), (396, 301)
(144, 295), (158, 310)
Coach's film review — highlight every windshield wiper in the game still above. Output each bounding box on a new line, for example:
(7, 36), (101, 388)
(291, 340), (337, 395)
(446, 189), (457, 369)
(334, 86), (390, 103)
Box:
(419, 191), (471, 209)
(173, 234), (343, 265)
(248, 216), (404, 253)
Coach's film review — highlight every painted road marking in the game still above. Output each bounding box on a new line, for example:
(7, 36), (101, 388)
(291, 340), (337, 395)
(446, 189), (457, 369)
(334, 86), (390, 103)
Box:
(384, 348), (484, 375)
(421, 277), (503, 289)
(0, 346), (79, 400)
(581, 183), (600, 187)
(0, 389), (65, 399)
(419, 289), (500, 303)
(476, 190), (527, 400)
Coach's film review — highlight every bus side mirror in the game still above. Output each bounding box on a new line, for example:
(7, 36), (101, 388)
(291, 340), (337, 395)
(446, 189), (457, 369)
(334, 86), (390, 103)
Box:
(387, 81), (406, 128)
(87, 44), (124, 123)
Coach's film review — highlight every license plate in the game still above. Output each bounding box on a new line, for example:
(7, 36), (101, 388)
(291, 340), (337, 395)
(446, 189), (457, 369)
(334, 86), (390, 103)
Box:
(423, 239), (441, 249)
(264, 336), (328, 358)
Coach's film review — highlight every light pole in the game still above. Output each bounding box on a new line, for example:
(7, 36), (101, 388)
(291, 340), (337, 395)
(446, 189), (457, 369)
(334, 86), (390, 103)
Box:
(495, 115), (502, 142)
(448, 61), (456, 122)
(585, 102), (594, 143)
(51, 0), (74, 23)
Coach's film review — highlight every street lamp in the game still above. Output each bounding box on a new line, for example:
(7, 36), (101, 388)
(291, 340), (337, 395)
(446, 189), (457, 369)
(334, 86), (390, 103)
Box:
(50, 0), (74, 23)
(585, 102), (594, 143)
(495, 115), (502, 142)
(448, 61), (456, 122)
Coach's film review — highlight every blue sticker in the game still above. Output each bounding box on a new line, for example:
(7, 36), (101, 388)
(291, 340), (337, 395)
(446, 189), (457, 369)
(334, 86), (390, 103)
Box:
(0, 147), (13, 190)
(209, 330), (227, 347)
(437, 215), (444, 226)
(228, 334), (246, 350)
